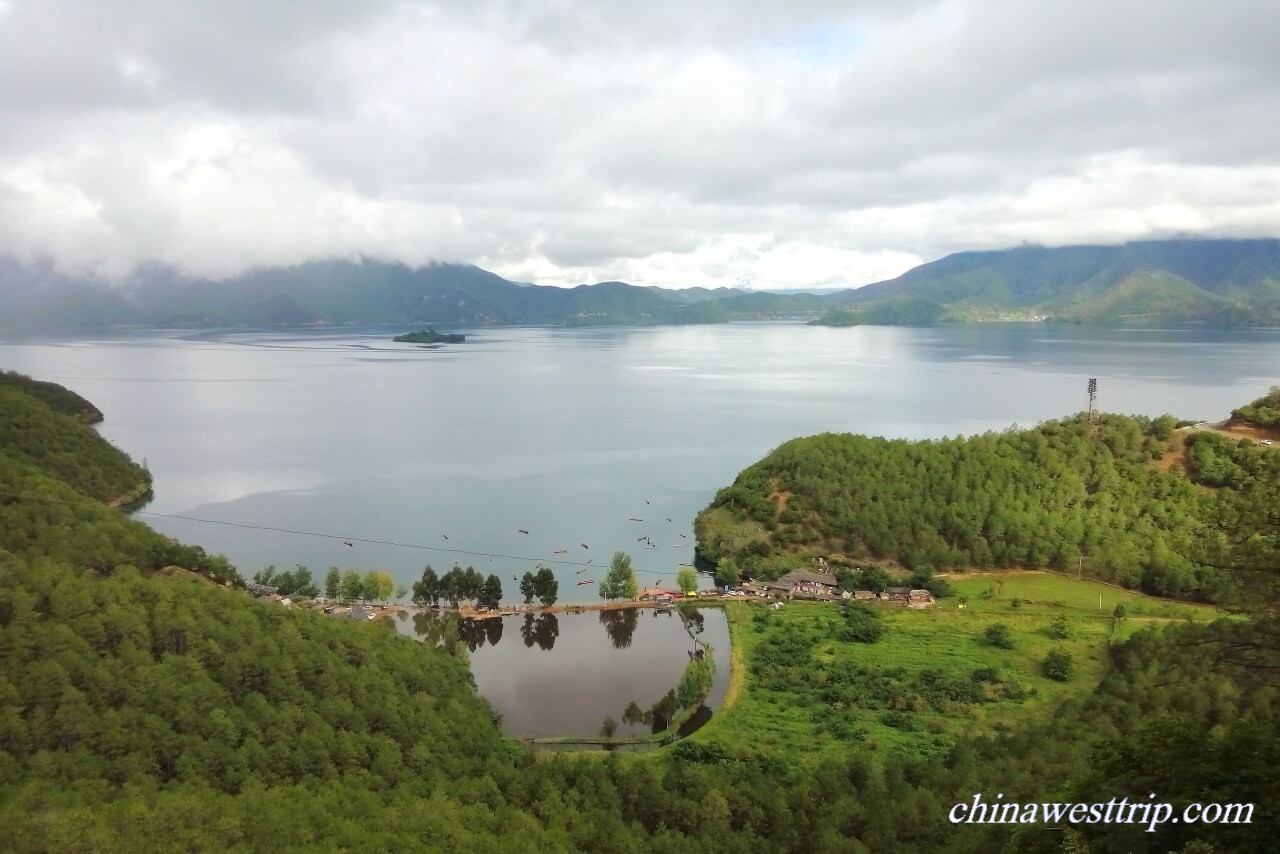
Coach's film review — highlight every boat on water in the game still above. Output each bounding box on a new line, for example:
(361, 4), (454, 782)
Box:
(553, 549), (567, 554)
(576, 567), (588, 574)
(577, 579), (594, 585)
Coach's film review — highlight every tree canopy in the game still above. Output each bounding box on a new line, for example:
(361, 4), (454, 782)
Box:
(600, 552), (638, 601)
(695, 411), (1279, 602)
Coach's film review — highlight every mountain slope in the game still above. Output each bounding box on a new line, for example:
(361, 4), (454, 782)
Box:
(4, 237), (1280, 331)
(839, 238), (1280, 324)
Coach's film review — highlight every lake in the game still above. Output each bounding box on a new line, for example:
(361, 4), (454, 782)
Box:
(2, 322), (1279, 602)
(393, 605), (732, 739)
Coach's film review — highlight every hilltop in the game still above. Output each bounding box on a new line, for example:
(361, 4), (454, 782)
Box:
(3, 237), (1280, 332)
(694, 394), (1280, 605)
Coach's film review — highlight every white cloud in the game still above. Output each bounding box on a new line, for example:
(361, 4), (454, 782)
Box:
(0, 0), (1278, 287)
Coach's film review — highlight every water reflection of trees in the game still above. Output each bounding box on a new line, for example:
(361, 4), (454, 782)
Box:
(677, 605), (704, 635)
(412, 611), (506, 653)
(599, 608), (638, 649)
(521, 613), (559, 650)
(457, 618), (488, 653)
(485, 615), (504, 648)
(411, 610), (462, 656)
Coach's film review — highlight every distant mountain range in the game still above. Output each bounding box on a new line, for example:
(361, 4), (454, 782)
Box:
(2, 238), (1279, 333)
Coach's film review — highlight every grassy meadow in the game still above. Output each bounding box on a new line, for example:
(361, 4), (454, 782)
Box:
(691, 572), (1221, 764)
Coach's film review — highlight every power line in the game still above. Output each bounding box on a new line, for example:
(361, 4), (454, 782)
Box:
(0, 490), (685, 577)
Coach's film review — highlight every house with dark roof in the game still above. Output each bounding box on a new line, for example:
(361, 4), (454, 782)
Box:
(881, 587), (911, 604)
(767, 570), (838, 600)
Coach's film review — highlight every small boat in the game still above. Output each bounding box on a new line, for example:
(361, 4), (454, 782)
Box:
(518, 529), (529, 535)
(554, 549), (567, 554)
(580, 543), (589, 549)
(629, 517), (643, 522)
(576, 567), (588, 574)
(577, 579), (594, 586)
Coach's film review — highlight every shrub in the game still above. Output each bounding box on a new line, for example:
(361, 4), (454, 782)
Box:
(1043, 648), (1074, 682)
(984, 623), (1015, 649)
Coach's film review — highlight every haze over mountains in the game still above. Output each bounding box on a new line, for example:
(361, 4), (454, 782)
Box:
(2, 238), (1279, 332)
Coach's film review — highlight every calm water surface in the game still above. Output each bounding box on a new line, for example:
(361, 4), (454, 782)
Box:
(2, 322), (1279, 601)
(393, 606), (731, 738)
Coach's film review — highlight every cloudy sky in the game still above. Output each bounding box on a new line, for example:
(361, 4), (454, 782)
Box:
(2, 0), (1279, 289)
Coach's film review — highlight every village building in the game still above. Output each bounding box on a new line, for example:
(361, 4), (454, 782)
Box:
(638, 586), (679, 601)
(908, 589), (935, 608)
(880, 586), (912, 605)
(767, 569), (838, 600)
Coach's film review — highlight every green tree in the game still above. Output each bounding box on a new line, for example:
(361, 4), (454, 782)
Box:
(534, 566), (558, 607)
(676, 567), (699, 595)
(860, 566), (891, 593)
(364, 570), (395, 603)
(1049, 614), (1072, 639)
(340, 570), (364, 603)
(1043, 648), (1074, 681)
(519, 572), (537, 605)
(714, 557), (740, 589)
(601, 552), (638, 601)
(412, 566), (440, 606)
(324, 567), (342, 599)
(478, 574), (503, 610)
(600, 716), (618, 737)
(985, 623), (1015, 649)
(1113, 603), (1127, 619)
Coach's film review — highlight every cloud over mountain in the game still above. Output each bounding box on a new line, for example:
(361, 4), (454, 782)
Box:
(1, 0), (1278, 288)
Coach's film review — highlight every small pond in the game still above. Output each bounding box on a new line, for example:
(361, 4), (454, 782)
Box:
(396, 606), (730, 739)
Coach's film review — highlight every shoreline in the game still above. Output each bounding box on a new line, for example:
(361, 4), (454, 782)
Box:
(360, 597), (721, 620)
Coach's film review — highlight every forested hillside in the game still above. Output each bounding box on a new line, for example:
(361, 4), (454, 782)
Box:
(3, 372), (1279, 851)
(0, 371), (103, 422)
(1231, 386), (1280, 428)
(839, 238), (1280, 325)
(695, 409), (1280, 602)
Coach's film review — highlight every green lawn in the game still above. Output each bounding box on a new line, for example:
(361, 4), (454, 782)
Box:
(691, 573), (1220, 764)
(947, 570), (1219, 620)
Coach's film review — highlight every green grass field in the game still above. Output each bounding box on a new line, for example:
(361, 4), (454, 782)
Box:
(691, 572), (1221, 764)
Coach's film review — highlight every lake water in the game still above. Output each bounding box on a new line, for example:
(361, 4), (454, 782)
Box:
(393, 606), (731, 738)
(2, 322), (1279, 602)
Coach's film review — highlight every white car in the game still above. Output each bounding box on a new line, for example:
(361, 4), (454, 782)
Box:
(1262, 439), (1274, 446)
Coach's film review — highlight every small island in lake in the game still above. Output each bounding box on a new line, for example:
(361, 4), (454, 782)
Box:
(393, 327), (466, 344)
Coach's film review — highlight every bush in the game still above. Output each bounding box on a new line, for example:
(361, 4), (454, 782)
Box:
(1043, 648), (1074, 682)
(840, 603), (885, 644)
(1049, 615), (1072, 639)
(971, 666), (1002, 684)
(984, 623), (1015, 649)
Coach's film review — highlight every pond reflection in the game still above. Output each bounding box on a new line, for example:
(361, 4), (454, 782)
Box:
(599, 608), (638, 648)
(397, 607), (731, 738)
(521, 612), (559, 650)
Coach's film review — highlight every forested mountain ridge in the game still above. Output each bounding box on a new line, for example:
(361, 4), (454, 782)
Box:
(834, 238), (1280, 325)
(695, 401), (1280, 602)
(3, 237), (1279, 331)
